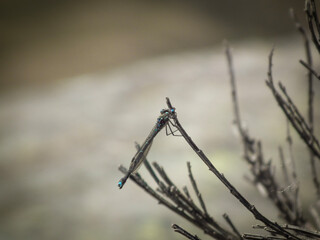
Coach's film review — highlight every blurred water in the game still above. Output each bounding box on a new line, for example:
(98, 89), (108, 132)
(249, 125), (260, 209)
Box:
(0, 38), (319, 240)
(0, 0), (304, 90)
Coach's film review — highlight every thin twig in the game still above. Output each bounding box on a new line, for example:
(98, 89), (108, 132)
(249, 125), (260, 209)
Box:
(305, 0), (320, 53)
(153, 162), (175, 187)
(223, 213), (243, 239)
(286, 120), (298, 186)
(310, 206), (320, 229)
(172, 224), (201, 240)
(135, 142), (160, 185)
(286, 120), (303, 224)
(225, 41), (255, 154)
(187, 162), (208, 216)
(299, 60), (320, 80)
(283, 224), (320, 238)
(310, 0), (320, 35)
(278, 146), (290, 187)
(183, 186), (192, 199)
(243, 233), (286, 240)
(254, 224), (320, 239)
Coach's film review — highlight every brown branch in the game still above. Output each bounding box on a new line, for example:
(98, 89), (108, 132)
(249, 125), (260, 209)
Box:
(266, 52), (320, 160)
(290, 6), (320, 198)
(166, 97), (301, 240)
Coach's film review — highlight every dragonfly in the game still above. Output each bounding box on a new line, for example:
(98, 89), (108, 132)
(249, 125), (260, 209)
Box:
(118, 107), (180, 189)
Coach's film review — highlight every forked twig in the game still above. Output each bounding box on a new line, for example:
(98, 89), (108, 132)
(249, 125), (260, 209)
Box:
(266, 51), (320, 160)
(120, 143), (238, 240)
(226, 44), (304, 226)
(290, 6), (320, 198)
(118, 164), (226, 239)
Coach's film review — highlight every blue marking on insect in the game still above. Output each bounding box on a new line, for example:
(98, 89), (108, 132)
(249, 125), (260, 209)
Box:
(171, 108), (175, 113)
(118, 181), (122, 187)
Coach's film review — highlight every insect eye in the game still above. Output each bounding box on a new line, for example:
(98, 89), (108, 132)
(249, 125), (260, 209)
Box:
(170, 108), (175, 113)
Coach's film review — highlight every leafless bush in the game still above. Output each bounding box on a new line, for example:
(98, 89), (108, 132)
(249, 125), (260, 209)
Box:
(118, 1), (320, 239)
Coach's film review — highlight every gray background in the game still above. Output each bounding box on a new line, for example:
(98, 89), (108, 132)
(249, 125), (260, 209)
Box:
(0, 1), (319, 240)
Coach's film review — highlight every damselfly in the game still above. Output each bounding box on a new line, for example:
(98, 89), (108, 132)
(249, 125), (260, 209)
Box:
(118, 107), (179, 189)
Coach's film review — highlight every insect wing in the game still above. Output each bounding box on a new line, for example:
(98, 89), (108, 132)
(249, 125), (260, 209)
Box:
(132, 140), (153, 173)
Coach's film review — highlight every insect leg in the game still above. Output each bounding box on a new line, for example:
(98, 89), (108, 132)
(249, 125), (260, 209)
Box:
(167, 121), (182, 137)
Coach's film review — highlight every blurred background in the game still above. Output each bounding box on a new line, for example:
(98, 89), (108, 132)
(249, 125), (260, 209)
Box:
(0, 0), (320, 240)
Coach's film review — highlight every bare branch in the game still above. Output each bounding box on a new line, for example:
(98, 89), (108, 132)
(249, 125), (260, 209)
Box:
(310, 205), (320, 229)
(305, 0), (320, 53)
(225, 41), (255, 155)
(223, 213), (243, 239)
(226, 45), (304, 225)
(135, 142), (161, 185)
(172, 224), (201, 240)
(266, 53), (320, 160)
(299, 60), (320, 81)
(166, 97), (301, 240)
(253, 224), (320, 239)
(243, 233), (286, 240)
(290, 6), (320, 198)
(119, 164), (227, 239)
(278, 146), (290, 187)
(187, 162), (208, 216)
(285, 120), (299, 192)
